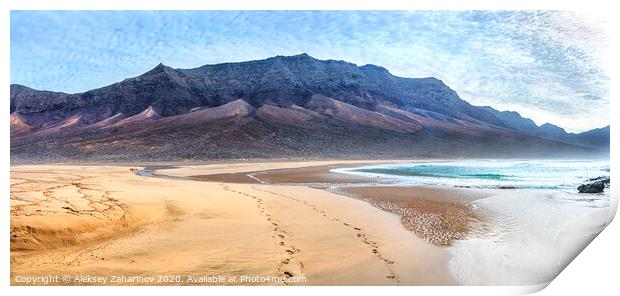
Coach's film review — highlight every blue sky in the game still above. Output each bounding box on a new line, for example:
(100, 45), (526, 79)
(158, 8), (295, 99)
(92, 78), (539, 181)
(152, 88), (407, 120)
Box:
(10, 11), (609, 132)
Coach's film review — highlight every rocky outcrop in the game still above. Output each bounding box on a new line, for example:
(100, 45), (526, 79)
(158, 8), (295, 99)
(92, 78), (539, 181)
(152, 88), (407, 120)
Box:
(577, 178), (610, 193)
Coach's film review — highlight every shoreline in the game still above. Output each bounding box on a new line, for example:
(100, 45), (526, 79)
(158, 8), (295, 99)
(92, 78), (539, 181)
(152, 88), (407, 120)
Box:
(171, 163), (492, 247)
(10, 161), (459, 285)
(141, 160), (613, 285)
(10, 160), (610, 286)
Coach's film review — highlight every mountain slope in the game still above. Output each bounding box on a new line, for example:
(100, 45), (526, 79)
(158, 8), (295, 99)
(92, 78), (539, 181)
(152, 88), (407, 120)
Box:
(483, 106), (610, 149)
(10, 54), (608, 162)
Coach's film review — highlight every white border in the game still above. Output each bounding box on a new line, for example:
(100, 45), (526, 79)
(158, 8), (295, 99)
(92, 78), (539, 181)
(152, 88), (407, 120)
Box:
(0, 0), (617, 11)
(2, 1), (618, 295)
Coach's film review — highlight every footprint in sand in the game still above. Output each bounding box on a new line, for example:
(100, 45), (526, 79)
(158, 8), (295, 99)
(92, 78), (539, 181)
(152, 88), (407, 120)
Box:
(220, 185), (306, 282)
(245, 186), (404, 283)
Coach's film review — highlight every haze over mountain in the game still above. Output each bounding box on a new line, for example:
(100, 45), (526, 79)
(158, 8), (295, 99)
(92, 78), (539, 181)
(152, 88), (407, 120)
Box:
(482, 106), (610, 149)
(10, 54), (609, 162)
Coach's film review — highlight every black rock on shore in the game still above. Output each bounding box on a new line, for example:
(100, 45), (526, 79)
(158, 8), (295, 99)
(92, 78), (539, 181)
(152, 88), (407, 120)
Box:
(577, 177), (610, 193)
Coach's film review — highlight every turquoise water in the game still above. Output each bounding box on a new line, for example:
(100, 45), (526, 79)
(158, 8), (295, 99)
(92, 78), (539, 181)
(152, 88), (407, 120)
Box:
(333, 160), (610, 190)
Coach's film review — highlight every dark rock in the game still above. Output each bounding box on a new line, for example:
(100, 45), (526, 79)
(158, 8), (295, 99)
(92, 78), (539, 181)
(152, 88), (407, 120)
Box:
(578, 180), (607, 193)
(498, 185), (517, 189)
(587, 176), (610, 188)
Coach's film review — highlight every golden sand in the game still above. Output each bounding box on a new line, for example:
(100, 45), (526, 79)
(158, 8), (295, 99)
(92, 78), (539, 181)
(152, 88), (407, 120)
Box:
(10, 162), (457, 285)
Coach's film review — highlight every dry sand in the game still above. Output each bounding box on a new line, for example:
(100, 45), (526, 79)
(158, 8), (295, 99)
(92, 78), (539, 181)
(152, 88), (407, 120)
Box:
(10, 161), (459, 285)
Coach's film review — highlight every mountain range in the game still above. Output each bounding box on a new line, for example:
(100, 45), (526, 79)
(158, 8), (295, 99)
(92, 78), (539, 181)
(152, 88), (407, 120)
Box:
(10, 53), (609, 162)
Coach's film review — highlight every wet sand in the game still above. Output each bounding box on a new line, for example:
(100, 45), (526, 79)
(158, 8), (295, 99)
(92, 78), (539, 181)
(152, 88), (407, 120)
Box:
(335, 186), (492, 246)
(190, 163), (384, 184)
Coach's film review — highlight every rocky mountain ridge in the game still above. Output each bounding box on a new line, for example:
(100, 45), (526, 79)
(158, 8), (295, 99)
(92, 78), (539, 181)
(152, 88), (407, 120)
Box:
(10, 54), (609, 161)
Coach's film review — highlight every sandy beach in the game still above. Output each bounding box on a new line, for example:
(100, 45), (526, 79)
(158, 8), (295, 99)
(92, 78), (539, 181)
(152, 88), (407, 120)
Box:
(10, 161), (466, 285)
(12, 160), (609, 286)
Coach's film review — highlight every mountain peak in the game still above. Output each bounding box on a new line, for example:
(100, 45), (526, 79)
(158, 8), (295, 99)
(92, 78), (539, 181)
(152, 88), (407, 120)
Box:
(10, 84), (33, 91)
(540, 123), (566, 132)
(360, 64), (390, 75)
(273, 53), (316, 61)
(143, 62), (173, 76)
(292, 53), (312, 58)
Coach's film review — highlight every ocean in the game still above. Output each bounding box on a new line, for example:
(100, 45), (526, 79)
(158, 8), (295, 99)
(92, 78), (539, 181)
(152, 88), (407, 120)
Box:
(331, 159), (610, 191)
